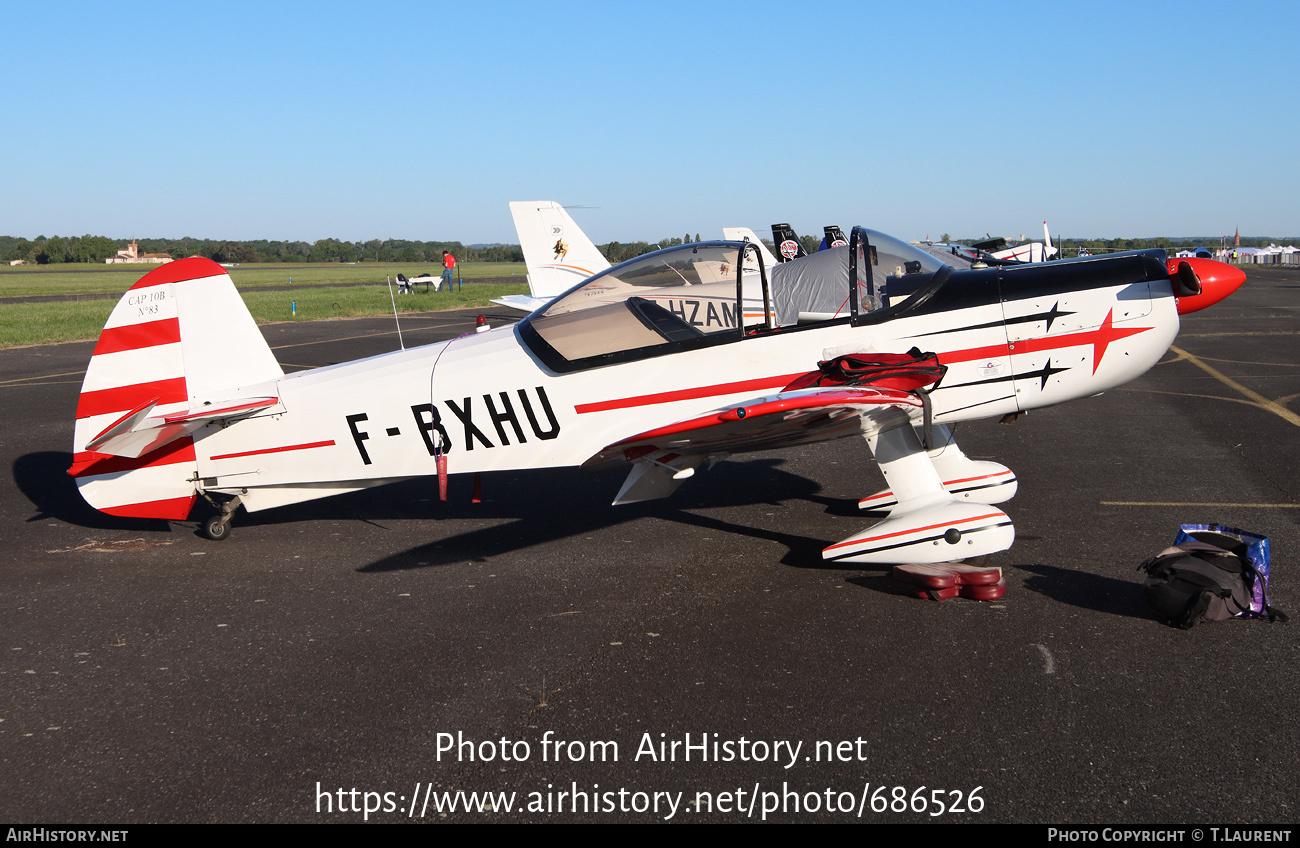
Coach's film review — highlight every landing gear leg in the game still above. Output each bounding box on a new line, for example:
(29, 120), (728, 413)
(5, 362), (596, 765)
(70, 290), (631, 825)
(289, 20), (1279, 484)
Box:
(822, 423), (1015, 565)
(857, 423), (1018, 511)
(199, 495), (242, 541)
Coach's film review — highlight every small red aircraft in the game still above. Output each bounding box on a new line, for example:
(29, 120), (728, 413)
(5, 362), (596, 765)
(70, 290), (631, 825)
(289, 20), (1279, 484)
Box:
(70, 227), (1245, 563)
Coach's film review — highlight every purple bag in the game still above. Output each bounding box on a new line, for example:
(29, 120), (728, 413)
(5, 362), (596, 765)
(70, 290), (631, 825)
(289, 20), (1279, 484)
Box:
(1173, 524), (1276, 618)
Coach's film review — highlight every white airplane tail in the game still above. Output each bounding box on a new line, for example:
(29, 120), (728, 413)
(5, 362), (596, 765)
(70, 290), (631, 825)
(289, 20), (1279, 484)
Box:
(721, 227), (780, 269)
(510, 201), (610, 299)
(69, 258), (283, 519)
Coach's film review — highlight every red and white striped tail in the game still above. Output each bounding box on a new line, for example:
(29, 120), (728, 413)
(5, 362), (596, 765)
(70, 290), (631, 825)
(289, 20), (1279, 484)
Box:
(70, 258), (282, 519)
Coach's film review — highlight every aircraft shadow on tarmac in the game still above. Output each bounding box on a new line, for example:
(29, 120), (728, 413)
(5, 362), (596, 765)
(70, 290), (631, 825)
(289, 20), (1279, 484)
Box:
(357, 458), (843, 573)
(839, 560), (1155, 617)
(1016, 563), (1152, 619)
(15, 449), (847, 570)
(17, 450), (1161, 616)
(14, 451), (172, 532)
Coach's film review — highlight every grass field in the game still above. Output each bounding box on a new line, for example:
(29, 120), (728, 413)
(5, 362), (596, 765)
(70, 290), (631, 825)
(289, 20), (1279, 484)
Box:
(0, 263), (530, 348)
(0, 261), (527, 298)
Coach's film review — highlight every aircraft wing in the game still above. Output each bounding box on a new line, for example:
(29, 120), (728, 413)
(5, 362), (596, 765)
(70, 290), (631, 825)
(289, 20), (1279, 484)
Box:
(582, 386), (923, 504)
(584, 386), (921, 471)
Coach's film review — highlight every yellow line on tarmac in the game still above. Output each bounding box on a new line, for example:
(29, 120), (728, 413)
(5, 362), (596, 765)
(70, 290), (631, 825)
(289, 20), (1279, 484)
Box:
(0, 369), (86, 386)
(1179, 330), (1300, 338)
(1170, 345), (1300, 428)
(267, 321), (459, 351)
(1102, 502), (1300, 508)
(1191, 356), (1300, 368)
(268, 330), (402, 351)
(1116, 387), (1259, 408)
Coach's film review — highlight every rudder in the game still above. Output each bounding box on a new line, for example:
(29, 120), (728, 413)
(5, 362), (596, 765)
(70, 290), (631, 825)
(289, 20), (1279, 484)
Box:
(70, 258), (282, 519)
(509, 201), (610, 298)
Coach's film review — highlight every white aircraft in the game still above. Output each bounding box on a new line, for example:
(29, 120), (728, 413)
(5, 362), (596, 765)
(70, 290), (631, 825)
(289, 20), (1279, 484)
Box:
(993, 222), (1058, 263)
(931, 222), (1059, 266)
(70, 227), (1245, 565)
(490, 201), (611, 313)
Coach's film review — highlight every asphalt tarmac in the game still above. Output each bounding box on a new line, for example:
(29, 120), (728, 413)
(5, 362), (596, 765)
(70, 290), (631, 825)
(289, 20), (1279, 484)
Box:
(3, 268), (1297, 823)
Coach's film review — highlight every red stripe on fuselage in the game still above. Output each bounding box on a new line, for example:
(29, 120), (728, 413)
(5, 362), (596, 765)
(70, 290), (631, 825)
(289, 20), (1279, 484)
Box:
(209, 440), (336, 461)
(75, 377), (187, 420)
(575, 374), (804, 414)
(575, 314), (1155, 416)
(92, 318), (181, 356)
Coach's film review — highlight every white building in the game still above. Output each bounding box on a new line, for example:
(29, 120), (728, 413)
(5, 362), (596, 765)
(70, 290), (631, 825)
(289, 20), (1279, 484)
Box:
(105, 240), (172, 265)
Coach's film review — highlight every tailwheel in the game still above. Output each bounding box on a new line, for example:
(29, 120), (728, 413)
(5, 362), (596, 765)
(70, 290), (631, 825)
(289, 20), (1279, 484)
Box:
(197, 494), (242, 541)
(202, 514), (233, 541)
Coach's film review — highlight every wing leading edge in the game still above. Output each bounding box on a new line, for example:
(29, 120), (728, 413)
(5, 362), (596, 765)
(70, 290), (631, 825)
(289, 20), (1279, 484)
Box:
(583, 386), (923, 504)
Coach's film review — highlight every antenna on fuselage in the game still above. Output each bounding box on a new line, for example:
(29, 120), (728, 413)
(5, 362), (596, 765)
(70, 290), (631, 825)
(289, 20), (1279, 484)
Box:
(386, 275), (406, 351)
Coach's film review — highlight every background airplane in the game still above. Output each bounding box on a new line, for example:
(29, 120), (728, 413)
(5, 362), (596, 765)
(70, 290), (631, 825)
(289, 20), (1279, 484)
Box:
(919, 221), (1058, 268)
(820, 226), (849, 251)
(504, 206), (785, 319)
(767, 223), (850, 260)
(971, 221), (1058, 263)
(490, 201), (611, 313)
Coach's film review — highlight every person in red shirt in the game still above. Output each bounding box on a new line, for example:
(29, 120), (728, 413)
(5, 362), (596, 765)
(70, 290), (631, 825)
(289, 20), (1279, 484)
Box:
(441, 251), (456, 292)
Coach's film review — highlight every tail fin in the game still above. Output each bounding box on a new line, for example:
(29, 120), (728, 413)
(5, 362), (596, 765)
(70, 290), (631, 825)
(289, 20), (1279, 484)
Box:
(771, 223), (807, 262)
(70, 258), (283, 519)
(1043, 221), (1057, 260)
(509, 201), (610, 298)
(721, 226), (780, 270)
(821, 225), (848, 251)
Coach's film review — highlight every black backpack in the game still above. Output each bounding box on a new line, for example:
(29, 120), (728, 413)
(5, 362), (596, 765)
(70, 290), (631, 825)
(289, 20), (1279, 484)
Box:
(1139, 531), (1287, 629)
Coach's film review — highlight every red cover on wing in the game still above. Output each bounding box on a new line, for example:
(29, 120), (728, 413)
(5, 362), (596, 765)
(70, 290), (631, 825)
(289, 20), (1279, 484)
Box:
(783, 348), (946, 393)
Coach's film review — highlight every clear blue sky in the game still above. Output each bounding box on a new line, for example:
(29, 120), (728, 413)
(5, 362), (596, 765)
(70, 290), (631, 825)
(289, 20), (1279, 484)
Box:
(3, 0), (1293, 245)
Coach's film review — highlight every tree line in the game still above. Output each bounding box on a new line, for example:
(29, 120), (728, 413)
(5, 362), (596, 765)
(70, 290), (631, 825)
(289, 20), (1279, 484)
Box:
(0, 235), (526, 266)
(1052, 236), (1295, 252)
(0, 233), (711, 267)
(3, 232), (1293, 267)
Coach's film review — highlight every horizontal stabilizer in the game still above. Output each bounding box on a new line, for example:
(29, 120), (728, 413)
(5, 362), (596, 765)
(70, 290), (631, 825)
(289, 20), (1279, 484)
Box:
(489, 293), (554, 314)
(86, 396), (279, 458)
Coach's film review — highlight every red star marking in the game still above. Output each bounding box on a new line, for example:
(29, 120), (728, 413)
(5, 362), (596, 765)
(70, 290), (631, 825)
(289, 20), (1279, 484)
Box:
(1088, 308), (1151, 374)
(941, 308), (1154, 374)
